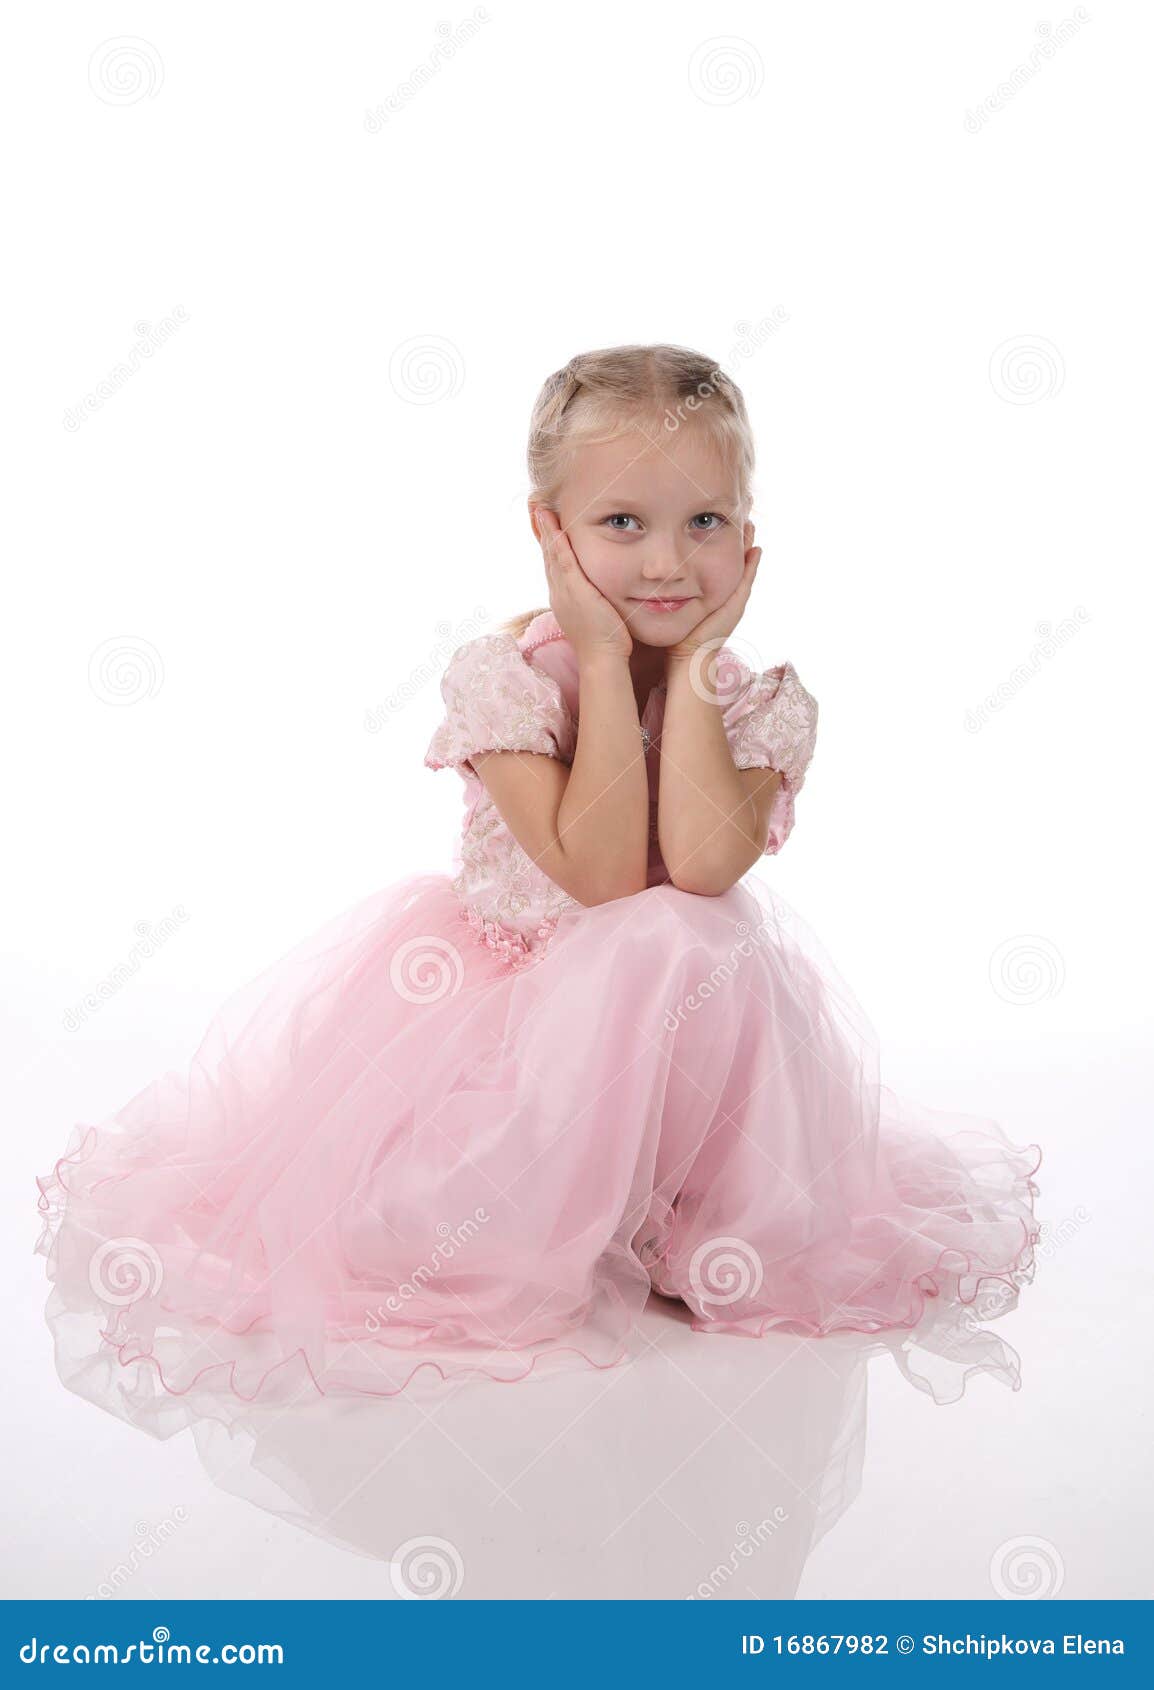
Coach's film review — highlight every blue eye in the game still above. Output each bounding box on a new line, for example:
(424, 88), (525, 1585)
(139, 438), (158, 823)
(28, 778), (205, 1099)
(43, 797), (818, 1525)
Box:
(691, 512), (728, 531)
(604, 513), (640, 531)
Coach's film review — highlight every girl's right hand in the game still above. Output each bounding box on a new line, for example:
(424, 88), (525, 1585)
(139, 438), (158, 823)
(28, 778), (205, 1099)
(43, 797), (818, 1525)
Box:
(533, 507), (633, 662)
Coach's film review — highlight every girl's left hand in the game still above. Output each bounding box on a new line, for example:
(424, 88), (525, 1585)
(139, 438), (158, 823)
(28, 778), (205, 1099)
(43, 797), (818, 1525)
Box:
(664, 545), (762, 665)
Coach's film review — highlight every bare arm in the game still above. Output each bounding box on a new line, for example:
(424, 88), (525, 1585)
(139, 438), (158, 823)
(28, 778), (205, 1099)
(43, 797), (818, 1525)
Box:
(471, 650), (650, 907)
(656, 654), (783, 896)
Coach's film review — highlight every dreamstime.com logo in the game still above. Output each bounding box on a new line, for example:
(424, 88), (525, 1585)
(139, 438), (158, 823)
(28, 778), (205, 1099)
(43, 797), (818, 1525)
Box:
(364, 11), (490, 130)
(663, 912), (780, 1030)
(1033, 1204), (1091, 1262)
(19, 1625), (284, 1665)
(364, 608), (490, 733)
(964, 608), (1090, 733)
(86, 1510), (191, 1601)
(687, 1511), (791, 1598)
(965, 13), (1090, 132)
(365, 1208), (490, 1328)
(63, 309), (189, 430)
(63, 906), (190, 1029)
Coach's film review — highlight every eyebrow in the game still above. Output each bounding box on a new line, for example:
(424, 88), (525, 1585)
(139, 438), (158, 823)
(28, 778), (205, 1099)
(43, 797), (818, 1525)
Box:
(588, 494), (735, 509)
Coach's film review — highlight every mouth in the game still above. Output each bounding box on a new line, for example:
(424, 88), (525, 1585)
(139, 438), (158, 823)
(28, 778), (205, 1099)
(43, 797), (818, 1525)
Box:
(630, 596), (696, 613)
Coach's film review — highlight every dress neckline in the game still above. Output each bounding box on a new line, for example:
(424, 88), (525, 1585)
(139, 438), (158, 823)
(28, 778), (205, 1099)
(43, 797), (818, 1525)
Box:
(522, 611), (668, 710)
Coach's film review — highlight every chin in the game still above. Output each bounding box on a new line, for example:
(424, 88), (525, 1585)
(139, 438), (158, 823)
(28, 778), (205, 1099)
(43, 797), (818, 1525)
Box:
(626, 605), (713, 639)
(633, 624), (692, 647)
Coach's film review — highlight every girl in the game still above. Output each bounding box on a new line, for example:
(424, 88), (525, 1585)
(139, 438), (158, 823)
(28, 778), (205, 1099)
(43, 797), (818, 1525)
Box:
(35, 344), (1042, 1484)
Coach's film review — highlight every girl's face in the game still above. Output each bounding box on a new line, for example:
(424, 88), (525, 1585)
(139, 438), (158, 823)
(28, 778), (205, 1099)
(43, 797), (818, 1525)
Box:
(544, 423), (752, 645)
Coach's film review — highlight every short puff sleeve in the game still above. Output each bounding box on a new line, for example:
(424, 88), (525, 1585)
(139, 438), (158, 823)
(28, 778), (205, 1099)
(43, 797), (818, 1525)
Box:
(424, 632), (577, 777)
(723, 661), (818, 855)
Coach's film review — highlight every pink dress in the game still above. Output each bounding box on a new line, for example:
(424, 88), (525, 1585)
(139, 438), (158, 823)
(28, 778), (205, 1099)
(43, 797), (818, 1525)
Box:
(34, 610), (1042, 1469)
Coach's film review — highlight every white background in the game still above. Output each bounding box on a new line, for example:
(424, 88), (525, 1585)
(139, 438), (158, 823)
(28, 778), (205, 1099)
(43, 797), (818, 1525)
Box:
(4, 1), (1151, 1601)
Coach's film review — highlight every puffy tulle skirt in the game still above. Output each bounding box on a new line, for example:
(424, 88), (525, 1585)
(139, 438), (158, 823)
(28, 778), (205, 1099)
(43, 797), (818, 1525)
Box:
(35, 870), (1042, 1463)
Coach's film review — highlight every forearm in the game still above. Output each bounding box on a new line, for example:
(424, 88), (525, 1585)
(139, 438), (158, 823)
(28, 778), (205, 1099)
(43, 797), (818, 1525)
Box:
(555, 653), (649, 903)
(656, 656), (761, 895)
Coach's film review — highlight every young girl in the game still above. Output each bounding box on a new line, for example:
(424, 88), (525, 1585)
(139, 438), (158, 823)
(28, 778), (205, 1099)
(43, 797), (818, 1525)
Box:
(35, 344), (1042, 1479)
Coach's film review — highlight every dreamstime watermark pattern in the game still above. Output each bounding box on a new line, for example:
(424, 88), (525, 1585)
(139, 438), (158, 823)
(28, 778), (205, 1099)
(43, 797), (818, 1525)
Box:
(88, 1237), (165, 1306)
(64, 310), (190, 430)
(388, 334), (466, 404)
(663, 909), (783, 1031)
(364, 11), (490, 131)
(365, 1207), (490, 1328)
(688, 37), (764, 105)
(989, 335), (1065, 403)
(1033, 1203), (1091, 1262)
(989, 1535), (1066, 1599)
(726, 308), (790, 365)
(89, 37), (165, 105)
(88, 634), (166, 704)
(689, 1235), (765, 1306)
(364, 607), (491, 733)
(658, 318), (788, 458)
(389, 935), (466, 1002)
(686, 1511), (791, 1599)
(957, 1281), (1023, 1332)
(662, 360), (761, 440)
(87, 1510), (190, 1601)
(685, 635), (768, 707)
(389, 1535), (465, 1598)
(964, 608), (1090, 733)
(63, 907), (191, 1030)
(965, 12), (1090, 132)
(988, 935), (1065, 1005)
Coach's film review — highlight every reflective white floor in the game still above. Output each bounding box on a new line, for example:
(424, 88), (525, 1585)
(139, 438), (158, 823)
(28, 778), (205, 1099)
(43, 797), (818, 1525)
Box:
(9, 1007), (1150, 1601)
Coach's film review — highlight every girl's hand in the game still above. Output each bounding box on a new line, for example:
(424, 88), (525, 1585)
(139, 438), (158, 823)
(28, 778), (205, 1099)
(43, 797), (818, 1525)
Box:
(533, 506), (633, 662)
(664, 544), (762, 667)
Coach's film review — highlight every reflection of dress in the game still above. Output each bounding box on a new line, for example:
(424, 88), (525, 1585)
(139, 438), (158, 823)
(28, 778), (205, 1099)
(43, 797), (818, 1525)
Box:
(34, 609), (1042, 1554)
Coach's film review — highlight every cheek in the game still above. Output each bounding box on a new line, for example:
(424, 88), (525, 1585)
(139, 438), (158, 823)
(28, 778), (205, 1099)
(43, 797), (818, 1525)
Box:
(570, 536), (631, 600)
(700, 542), (745, 602)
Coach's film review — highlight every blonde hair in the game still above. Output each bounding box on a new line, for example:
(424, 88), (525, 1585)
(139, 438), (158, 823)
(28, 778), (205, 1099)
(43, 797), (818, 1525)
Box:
(497, 342), (756, 640)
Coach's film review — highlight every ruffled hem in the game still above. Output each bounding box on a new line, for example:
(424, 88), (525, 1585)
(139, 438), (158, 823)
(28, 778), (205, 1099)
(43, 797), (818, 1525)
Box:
(34, 1111), (1042, 1430)
(33, 867), (1045, 1460)
(642, 1087), (1043, 1402)
(679, 1164), (1041, 1402)
(35, 1122), (637, 1409)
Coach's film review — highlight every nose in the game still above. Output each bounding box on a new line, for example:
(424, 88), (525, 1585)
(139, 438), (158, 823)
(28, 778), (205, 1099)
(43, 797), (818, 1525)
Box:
(639, 544), (689, 588)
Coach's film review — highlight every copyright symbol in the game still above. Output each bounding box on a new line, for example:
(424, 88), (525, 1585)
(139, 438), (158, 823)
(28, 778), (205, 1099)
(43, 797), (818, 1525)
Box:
(897, 1635), (915, 1654)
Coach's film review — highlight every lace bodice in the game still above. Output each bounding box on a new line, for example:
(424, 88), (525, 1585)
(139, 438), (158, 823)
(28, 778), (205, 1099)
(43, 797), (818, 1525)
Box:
(424, 610), (818, 968)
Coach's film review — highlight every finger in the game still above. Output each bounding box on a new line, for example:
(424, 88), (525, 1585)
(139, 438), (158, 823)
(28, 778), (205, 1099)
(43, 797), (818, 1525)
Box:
(537, 508), (575, 577)
(534, 507), (559, 556)
(549, 517), (580, 570)
(538, 515), (566, 582)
